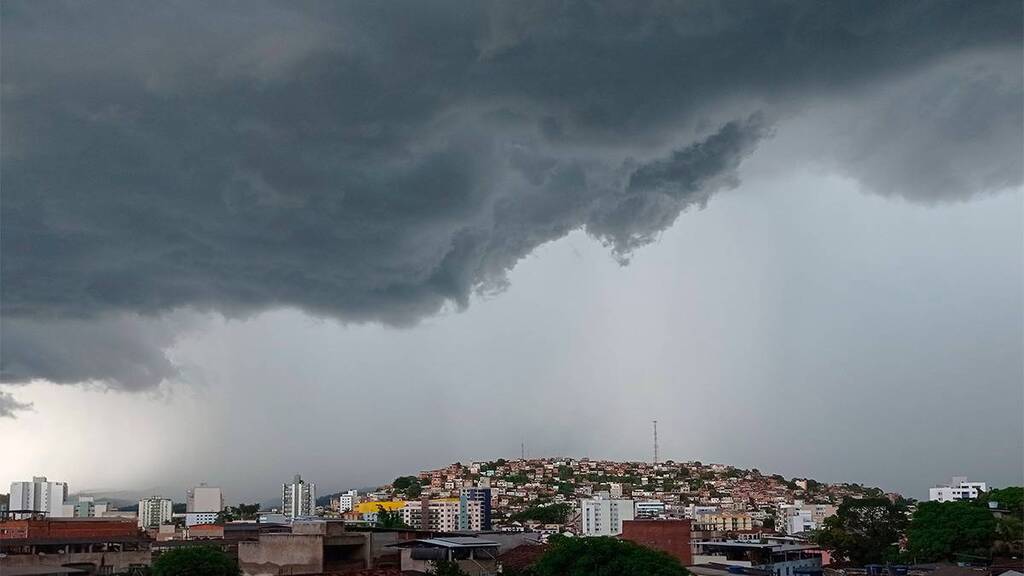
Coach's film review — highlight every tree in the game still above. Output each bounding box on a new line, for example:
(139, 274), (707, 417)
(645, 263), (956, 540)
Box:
(906, 501), (995, 562)
(532, 535), (689, 576)
(814, 497), (909, 565)
(376, 505), (408, 529)
(510, 503), (571, 524)
(432, 559), (470, 576)
(152, 546), (240, 576)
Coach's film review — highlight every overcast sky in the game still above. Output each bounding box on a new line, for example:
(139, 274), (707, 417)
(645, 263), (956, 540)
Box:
(1, 1), (1021, 502)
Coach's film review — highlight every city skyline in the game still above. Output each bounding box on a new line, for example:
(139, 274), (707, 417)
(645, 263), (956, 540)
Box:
(2, 1), (1022, 504)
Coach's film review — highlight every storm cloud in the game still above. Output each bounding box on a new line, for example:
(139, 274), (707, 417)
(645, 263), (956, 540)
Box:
(1, 0), (1021, 394)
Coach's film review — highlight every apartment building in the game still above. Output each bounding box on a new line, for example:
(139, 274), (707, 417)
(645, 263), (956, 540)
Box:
(9, 477), (70, 518)
(138, 497), (173, 528)
(777, 501), (836, 534)
(694, 511), (753, 532)
(400, 499), (483, 532)
(580, 494), (635, 536)
(283, 474), (317, 519)
(186, 484), (224, 513)
(929, 477), (987, 502)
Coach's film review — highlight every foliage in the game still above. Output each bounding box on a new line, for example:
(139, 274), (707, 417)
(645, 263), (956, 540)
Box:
(532, 535), (688, 576)
(906, 501), (995, 562)
(151, 546), (240, 576)
(217, 503), (260, 523)
(393, 476), (419, 490)
(985, 487), (1023, 513)
(375, 504), (409, 529)
(511, 503), (571, 524)
(432, 559), (470, 576)
(814, 497), (908, 565)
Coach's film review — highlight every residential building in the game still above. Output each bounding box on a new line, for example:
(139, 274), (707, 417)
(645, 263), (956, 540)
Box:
(185, 512), (219, 526)
(334, 489), (359, 513)
(70, 496), (112, 518)
(186, 484), (224, 513)
(283, 474), (316, 519)
(621, 519), (693, 565)
(8, 477), (70, 518)
(694, 511), (753, 532)
(580, 493), (635, 536)
(0, 517), (150, 574)
(460, 487), (493, 530)
(636, 500), (667, 519)
(390, 537), (499, 576)
(929, 477), (987, 502)
(693, 540), (823, 576)
(138, 497), (173, 528)
(778, 501), (836, 534)
(402, 498), (483, 532)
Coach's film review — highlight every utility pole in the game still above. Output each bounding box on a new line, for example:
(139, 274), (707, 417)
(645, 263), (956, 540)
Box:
(653, 420), (659, 464)
(521, 441), (525, 460)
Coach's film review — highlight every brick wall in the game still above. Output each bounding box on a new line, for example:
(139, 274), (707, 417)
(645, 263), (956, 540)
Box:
(620, 519), (693, 566)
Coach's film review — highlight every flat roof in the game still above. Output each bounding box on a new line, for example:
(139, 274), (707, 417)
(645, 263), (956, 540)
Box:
(390, 537), (500, 549)
(0, 568), (88, 575)
(696, 541), (817, 552)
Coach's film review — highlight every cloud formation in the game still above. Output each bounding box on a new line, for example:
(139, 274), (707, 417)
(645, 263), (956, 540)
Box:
(1, 1), (1021, 394)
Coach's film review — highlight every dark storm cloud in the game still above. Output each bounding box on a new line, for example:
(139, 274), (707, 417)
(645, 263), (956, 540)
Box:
(1, 0), (1021, 391)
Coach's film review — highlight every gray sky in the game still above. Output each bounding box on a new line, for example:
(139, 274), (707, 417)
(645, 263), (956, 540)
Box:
(1, 1), (1021, 502)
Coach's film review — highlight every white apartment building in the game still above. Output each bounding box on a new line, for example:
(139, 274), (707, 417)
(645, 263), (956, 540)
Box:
(635, 500), (667, 519)
(400, 499), (483, 532)
(580, 494), (634, 536)
(9, 477), (70, 518)
(283, 474), (316, 518)
(335, 490), (359, 513)
(929, 477), (987, 502)
(777, 501), (837, 534)
(70, 496), (112, 518)
(138, 497), (173, 528)
(187, 484), (224, 513)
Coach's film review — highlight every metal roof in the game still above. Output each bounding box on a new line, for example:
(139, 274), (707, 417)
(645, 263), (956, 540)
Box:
(390, 536), (499, 549)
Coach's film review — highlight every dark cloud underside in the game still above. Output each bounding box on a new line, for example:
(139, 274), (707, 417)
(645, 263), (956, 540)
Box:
(1, 0), (1021, 391)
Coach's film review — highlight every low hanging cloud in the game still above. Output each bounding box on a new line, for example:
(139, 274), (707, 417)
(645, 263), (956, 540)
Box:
(1, 1), (1021, 401)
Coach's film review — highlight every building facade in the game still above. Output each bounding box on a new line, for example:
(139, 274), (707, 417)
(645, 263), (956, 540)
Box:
(635, 500), (667, 519)
(777, 501), (836, 534)
(283, 475), (316, 519)
(401, 499), (483, 532)
(929, 477), (987, 502)
(9, 477), (70, 518)
(621, 519), (693, 565)
(580, 494), (635, 536)
(460, 487), (492, 530)
(694, 511), (753, 532)
(138, 497), (173, 528)
(186, 484), (224, 513)
(334, 490), (359, 513)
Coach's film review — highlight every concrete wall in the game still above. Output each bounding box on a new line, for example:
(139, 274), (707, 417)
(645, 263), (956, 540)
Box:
(0, 550), (151, 574)
(238, 534), (323, 576)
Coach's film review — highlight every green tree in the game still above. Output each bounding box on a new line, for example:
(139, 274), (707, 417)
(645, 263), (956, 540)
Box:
(432, 559), (470, 576)
(984, 487), (1023, 513)
(151, 546), (240, 576)
(511, 503), (571, 524)
(532, 535), (688, 576)
(814, 498), (908, 565)
(375, 505), (408, 529)
(906, 501), (996, 562)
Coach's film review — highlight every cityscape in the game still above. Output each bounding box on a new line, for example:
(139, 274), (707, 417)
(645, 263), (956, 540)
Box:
(1, 1), (1022, 576)
(1, 463), (1020, 575)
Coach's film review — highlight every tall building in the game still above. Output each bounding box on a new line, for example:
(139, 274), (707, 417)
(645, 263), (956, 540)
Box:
(71, 496), (112, 518)
(580, 493), (635, 536)
(635, 500), (667, 519)
(401, 498), (482, 532)
(138, 496), (173, 528)
(332, 490), (359, 513)
(460, 487), (492, 530)
(186, 484), (224, 513)
(9, 477), (70, 518)
(282, 474), (316, 519)
(929, 477), (987, 502)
